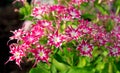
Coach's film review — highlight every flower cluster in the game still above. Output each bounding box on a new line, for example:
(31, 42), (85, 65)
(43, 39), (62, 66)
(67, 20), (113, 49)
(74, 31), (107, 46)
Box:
(6, 0), (120, 70)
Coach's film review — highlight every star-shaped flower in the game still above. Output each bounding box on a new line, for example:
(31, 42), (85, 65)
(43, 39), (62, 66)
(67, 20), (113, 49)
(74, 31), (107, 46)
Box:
(77, 40), (93, 57)
(30, 45), (50, 63)
(48, 31), (66, 48)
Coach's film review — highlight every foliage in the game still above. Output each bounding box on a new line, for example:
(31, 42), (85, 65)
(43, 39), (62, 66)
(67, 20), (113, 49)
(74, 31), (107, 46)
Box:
(6, 0), (120, 73)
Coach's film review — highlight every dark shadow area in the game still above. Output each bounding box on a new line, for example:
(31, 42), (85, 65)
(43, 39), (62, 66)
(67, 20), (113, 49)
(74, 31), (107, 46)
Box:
(0, 0), (32, 73)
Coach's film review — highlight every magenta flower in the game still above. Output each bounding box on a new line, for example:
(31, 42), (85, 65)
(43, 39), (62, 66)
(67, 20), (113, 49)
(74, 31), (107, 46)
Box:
(30, 45), (50, 63)
(31, 24), (44, 37)
(5, 44), (25, 67)
(77, 40), (93, 57)
(111, 25), (120, 41)
(48, 31), (66, 48)
(10, 29), (25, 40)
(67, 6), (81, 19)
(31, 5), (49, 19)
(36, 20), (53, 31)
(22, 33), (39, 45)
(65, 26), (80, 40)
(109, 46), (120, 56)
(60, 14), (72, 22)
(71, 0), (88, 5)
(50, 5), (66, 14)
(78, 20), (92, 35)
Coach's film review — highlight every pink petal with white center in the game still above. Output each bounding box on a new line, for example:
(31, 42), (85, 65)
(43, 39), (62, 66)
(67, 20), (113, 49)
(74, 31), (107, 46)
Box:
(77, 40), (93, 57)
(30, 45), (50, 63)
(48, 31), (66, 48)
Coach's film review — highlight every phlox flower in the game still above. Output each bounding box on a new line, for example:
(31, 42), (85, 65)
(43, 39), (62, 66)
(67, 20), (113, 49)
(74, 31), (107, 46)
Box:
(10, 29), (25, 40)
(50, 5), (66, 14)
(31, 5), (49, 19)
(30, 45), (50, 63)
(109, 46), (120, 56)
(71, 0), (88, 5)
(22, 32), (39, 45)
(31, 24), (44, 37)
(65, 26), (80, 40)
(111, 25), (120, 41)
(48, 31), (66, 48)
(77, 20), (92, 35)
(5, 44), (25, 68)
(59, 14), (72, 22)
(36, 20), (53, 30)
(67, 6), (81, 19)
(77, 40), (93, 57)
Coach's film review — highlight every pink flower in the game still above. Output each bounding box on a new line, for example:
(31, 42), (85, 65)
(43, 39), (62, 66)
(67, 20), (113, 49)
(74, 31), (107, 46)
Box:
(67, 6), (81, 19)
(59, 14), (72, 22)
(30, 45), (50, 63)
(77, 20), (92, 35)
(111, 25), (120, 41)
(48, 31), (66, 48)
(109, 46), (120, 56)
(10, 29), (25, 40)
(50, 5), (66, 14)
(65, 26), (80, 40)
(31, 5), (49, 19)
(31, 24), (44, 37)
(77, 40), (93, 57)
(5, 44), (25, 67)
(22, 33), (39, 45)
(71, 0), (88, 5)
(36, 20), (53, 30)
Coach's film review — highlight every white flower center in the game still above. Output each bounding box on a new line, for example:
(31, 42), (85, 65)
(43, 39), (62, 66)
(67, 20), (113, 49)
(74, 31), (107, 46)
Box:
(82, 45), (89, 52)
(83, 29), (88, 33)
(44, 22), (49, 26)
(28, 36), (34, 42)
(39, 51), (45, 57)
(70, 11), (76, 18)
(70, 31), (77, 37)
(112, 48), (118, 54)
(38, 10), (42, 14)
(53, 36), (60, 43)
(15, 52), (20, 59)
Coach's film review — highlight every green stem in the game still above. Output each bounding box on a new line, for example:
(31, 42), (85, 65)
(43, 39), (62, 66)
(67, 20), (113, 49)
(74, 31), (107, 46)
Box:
(108, 62), (112, 73)
(116, 6), (120, 15)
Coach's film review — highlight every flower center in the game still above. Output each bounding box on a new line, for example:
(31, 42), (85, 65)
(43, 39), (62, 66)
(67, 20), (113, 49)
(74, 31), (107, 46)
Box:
(112, 48), (118, 54)
(44, 22), (49, 26)
(83, 29), (88, 33)
(82, 45), (89, 52)
(53, 36), (60, 43)
(70, 31), (77, 37)
(15, 52), (20, 59)
(39, 51), (44, 57)
(70, 11), (76, 18)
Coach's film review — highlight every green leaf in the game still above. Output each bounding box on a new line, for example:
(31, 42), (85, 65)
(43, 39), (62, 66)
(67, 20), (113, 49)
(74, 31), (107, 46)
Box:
(67, 67), (94, 73)
(29, 67), (50, 73)
(50, 64), (57, 73)
(80, 2), (89, 10)
(39, 36), (48, 45)
(95, 4), (109, 15)
(19, 2), (31, 19)
(114, 60), (120, 71)
(105, 19), (114, 32)
(77, 57), (86, 68)
(54, 0), (58, 4)
(52, 58), (68, 72)
(53, 53), (70, 66)
(81, 13), (95, 20)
